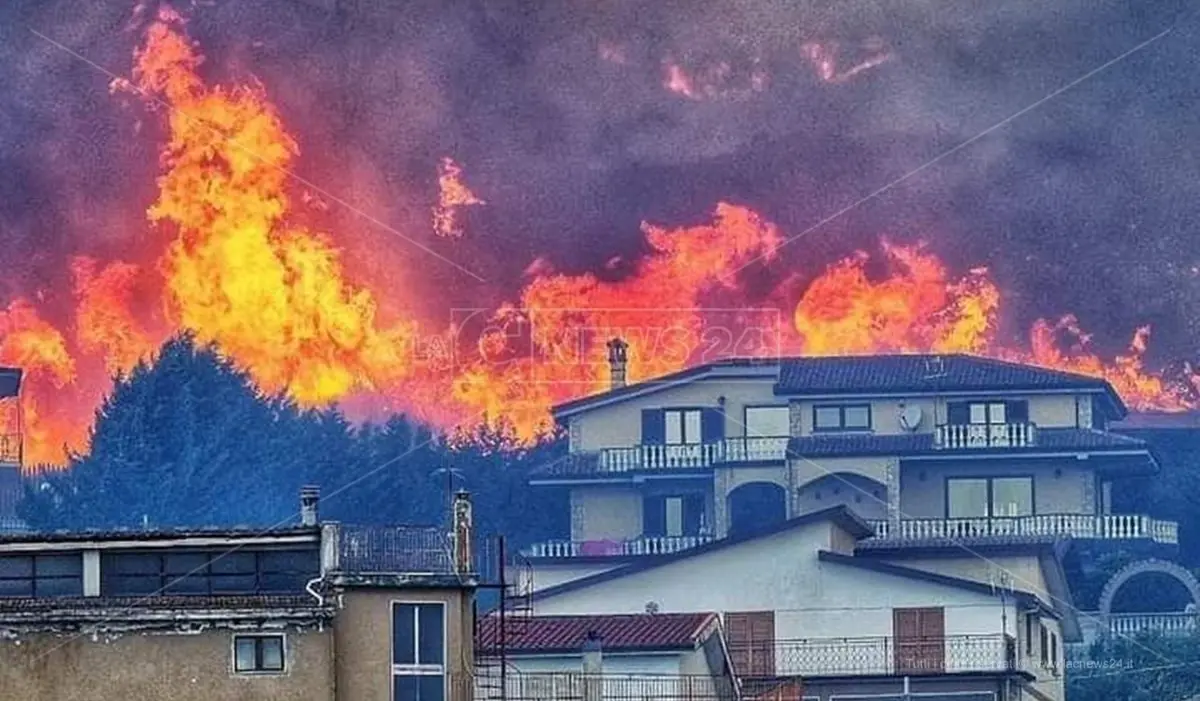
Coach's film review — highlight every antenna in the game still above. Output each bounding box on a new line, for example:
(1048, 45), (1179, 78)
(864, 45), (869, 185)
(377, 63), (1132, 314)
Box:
(923, 355), (946, 380)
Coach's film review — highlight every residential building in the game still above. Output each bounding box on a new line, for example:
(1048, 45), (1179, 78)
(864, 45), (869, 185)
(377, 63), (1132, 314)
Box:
(526, 350), (1171, 588)
(0, 487), (478, 701)
(0, 367), (25, 533)
(475, 611), (741, 701)
(528, 505), (1061, 701)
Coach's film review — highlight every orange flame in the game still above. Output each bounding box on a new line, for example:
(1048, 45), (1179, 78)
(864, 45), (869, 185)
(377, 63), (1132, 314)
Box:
(2, 10), (1195, 466)
(433, 157), (486, 238)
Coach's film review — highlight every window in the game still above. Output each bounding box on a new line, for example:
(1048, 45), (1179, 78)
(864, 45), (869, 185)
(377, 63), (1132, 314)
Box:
(1039, 625), (1048, 668)
(744, 407), (789, 438)
(393, 602), (445, 701)
(1050, 632), (1058, 673)
(233, 634), (285, 673)
(101, 548), (318, 597)
(1025, 614), (1035, 656)
(0, 554), (83, 598)
(812, 404), (872, 432)
(642, 408), (723, 445)
(948, 400), (1029, 425)
(947, 476), (1033, 518)
(643, 494), (705, 537)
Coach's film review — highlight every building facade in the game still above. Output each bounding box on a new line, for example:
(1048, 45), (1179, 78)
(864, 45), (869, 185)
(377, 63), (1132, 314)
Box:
(0, 488), (478, 701)
(517, 349), (1180, 700)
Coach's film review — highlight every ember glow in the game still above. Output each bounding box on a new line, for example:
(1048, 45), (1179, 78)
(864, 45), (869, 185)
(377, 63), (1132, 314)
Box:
(3, 7), (1197, 466)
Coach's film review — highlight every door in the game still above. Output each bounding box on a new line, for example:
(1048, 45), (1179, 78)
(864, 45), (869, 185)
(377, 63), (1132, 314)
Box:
(893, 607), (945, 675)
(725, 611), (776, 677)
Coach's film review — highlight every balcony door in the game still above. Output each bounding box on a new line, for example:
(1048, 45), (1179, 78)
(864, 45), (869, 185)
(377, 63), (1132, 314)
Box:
(893, 607), (945, 675)
(642, 408), (724, 467)
(725, 611), (775, 678)
(643, 494), (706, 538)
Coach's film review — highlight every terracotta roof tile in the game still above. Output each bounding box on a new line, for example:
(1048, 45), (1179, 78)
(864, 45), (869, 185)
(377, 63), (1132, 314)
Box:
(476, 613), (717, 653)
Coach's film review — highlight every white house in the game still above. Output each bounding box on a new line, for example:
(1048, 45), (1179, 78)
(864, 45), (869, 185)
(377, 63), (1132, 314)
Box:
(475, 611), (739, 701)
(528, 506), (1064, 701)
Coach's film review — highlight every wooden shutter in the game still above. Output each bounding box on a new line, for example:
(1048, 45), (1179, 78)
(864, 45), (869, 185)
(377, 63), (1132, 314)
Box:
(642, 409), (666, 444)
(946, 402), (970, 425)
(893, 607), (944, 675)
(683, 494), (705, 535)
(726, 611), (775, 678)
(643, 496), (666, 536)
(1006, 400), (1029, 423)
(701, 408), (725, 443)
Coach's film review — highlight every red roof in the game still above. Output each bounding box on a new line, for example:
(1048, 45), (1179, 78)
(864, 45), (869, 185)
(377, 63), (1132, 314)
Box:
(476, 613), (719, 654)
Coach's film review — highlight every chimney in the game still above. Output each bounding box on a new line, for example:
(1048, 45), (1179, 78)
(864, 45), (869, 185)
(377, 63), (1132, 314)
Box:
(606, 338), (628, 389)
(582, 630), (603, 701)
(452, 490), (473, 574)
(300, 485), (320, 527)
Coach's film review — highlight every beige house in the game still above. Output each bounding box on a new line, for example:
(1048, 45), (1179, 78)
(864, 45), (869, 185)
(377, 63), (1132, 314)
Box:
(520, 347), (1176, 700)
(0, 488), (478, 701)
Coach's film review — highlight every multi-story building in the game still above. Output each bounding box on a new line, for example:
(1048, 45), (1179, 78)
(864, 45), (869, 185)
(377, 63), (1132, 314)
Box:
(0, 366), (25, 533)
(519, 345), (1175, 701)
(0, 487), (478, 701)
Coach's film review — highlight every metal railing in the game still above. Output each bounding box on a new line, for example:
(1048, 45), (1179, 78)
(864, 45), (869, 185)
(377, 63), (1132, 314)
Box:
(598, 437), (789, 472)
(523, 533), (714, 559)
(866, 513), (1179, 545)
(732, 634), (1023, 678)
(935, 422), (1036, 449)
(473, 671), (736, 701)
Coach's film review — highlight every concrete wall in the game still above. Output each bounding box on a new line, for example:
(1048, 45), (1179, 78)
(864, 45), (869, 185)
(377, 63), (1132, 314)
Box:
(0, 626), (335, 701)
(789, 394), (1085, 437)
(506, 651), (683, 675)
(532, 521), (1011, 642)
(899, 458), (1093, 519)
(335, 588), (475, 701)
(528, 562), (623, 593)
(572, 378), (779, 451)
(571, 488), (644, 541)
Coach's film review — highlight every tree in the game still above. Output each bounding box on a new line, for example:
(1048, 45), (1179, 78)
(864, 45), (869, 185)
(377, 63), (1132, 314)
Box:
(1069, 633), (1200, 700)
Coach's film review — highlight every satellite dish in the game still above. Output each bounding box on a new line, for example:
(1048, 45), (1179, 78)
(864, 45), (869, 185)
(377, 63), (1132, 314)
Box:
(899, 405), (923, 432)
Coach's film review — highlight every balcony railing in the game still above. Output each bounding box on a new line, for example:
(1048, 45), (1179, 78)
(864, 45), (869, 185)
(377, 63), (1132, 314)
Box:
(598, 437), (790, 472)
(732, 634), (1025, 678)
(867, 513), (1179, 545)
(1108, 612), (1200, 637)
(473, 671), (736, 701)
(523, 534), (714, 559)
(935, 422), (1036, 449)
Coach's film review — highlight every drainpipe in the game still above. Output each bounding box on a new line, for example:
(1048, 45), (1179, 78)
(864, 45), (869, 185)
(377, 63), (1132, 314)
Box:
(306, 576), (325, 606)
(582, 630), (603, 701)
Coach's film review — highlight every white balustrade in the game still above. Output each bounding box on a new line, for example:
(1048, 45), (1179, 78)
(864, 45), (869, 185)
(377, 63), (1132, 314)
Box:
(935, 422), (1037, 449)
(866, 514), (1179, 545)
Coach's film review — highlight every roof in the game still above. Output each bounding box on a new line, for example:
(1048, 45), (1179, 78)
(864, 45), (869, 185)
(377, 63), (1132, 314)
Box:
(476, 612), (718, 654)
(1112, 411), (1200, 430)
(817, 551), (1057, 617)
(0, 368), (20, 399)
(788, 428), (1154, 459)
(550, 353), (1127, 422)
(0, 594), (323, 613)
(0, 524), (320, 546)
(530, 505), (873, 595)
(552, 358), (780, 418)
(334, 524), (453, 574)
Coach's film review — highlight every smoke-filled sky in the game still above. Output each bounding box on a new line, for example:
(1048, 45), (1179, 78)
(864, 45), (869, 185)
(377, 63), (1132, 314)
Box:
(1, 0), (1199, 364)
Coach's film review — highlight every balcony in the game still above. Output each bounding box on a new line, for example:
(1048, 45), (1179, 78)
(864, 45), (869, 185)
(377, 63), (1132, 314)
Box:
(473, 671), (735, 701)
(935, 422), (1036, 449)
(1108, 612), (1199, 638)
(598, 437), (790, 472)
(733, 634), (1028, 678)
(866, 514), (1179, 545)
(522, 534), (714, 559)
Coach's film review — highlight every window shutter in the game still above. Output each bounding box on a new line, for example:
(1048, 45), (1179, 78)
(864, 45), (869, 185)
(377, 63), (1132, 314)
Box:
(641, 409), (666, 445)
(701, 408), (725, 443)
(1006, 400), (1029, 423)
(683, 494), (704, 535)
(643, 496), (666, 536)
(947, 402), (970, 425)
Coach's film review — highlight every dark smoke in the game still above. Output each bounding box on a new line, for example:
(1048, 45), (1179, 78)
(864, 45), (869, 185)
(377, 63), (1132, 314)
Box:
(1, 0), (1198, 362)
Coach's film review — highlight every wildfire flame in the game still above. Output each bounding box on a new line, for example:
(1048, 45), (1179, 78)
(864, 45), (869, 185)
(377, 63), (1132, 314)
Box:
(2, 9), (1196, 467)
(433, 157), (486, 238)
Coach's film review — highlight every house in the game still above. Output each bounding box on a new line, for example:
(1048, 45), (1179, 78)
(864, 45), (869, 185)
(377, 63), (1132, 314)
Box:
(0, 487), (478, 701)
(528, 505), (1063, 701)
(0, 367), (25, 533)
(525, 348), (1172, 591)
(475, 611), (740, 701)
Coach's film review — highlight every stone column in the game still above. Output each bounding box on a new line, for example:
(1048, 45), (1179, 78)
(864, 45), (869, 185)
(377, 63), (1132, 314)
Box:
(886, 457), (901, 530)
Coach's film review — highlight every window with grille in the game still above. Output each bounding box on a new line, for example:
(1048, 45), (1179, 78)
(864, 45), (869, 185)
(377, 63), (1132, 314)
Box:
(0, 554), (83, 597)
(101, 548), (318, 596)
(233, 634), (285, 674)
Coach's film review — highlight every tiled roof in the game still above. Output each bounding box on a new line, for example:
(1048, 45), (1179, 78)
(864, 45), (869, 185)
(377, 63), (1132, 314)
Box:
(0, 594), (326, 613)
(529, 453), (604, 479)
(788, 428), (1150, 458)
(775, 354), (1114, 397)
(0, 525), (319, 544)
(856, 534), (1064, 551)
(476, 612), (717, 653)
